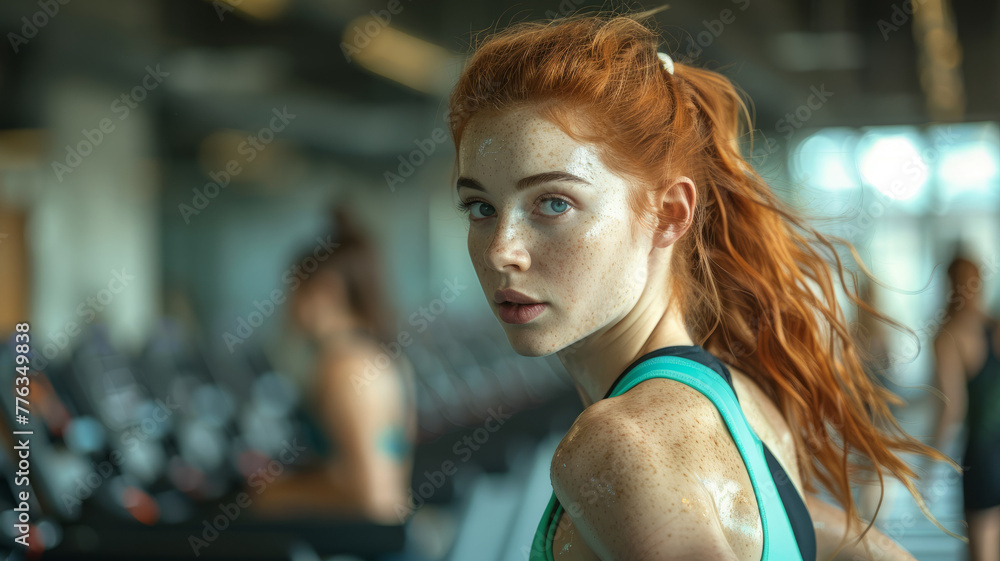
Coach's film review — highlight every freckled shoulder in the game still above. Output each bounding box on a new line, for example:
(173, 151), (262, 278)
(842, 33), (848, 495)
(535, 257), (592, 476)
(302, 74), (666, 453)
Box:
(553, 377), (724, 463)
(548, 379), (742, 560)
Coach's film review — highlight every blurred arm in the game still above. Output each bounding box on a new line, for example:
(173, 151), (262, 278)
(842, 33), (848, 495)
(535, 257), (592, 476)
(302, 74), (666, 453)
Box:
(253, 350), (409, 523)
(930, 331), (967, 455)
(314, 349), (409, 522)
(805, 493), (917, 561)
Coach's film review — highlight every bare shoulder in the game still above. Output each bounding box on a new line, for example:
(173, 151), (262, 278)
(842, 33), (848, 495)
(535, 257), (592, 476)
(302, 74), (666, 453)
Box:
(561, 376), (723, 446)
(549, 379), (750, 560)
(316, 338), (400, 397)
(551, 378), (727, 483)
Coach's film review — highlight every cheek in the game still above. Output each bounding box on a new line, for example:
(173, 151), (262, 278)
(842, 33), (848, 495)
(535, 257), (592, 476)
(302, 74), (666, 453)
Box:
(543, 217), (643, 298)
(467, 230), (488, 271)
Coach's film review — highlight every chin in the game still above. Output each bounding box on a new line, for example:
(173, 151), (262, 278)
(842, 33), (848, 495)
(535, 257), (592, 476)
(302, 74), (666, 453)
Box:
(502, 328), (560, 358)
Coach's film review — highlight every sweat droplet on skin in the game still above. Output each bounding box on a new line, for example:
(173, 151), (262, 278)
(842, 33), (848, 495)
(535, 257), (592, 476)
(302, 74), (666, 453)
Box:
(565, 145), (600, 179)
(478, 137), (500, 157)
(702, 476), (759, 541)
(565, 144), (615, 242)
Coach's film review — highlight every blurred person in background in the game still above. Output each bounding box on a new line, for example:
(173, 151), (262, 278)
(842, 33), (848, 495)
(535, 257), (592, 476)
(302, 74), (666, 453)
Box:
(930, 253), (1000, 561)
(447, 8), (961, 560)
(251, 205), (418, 525)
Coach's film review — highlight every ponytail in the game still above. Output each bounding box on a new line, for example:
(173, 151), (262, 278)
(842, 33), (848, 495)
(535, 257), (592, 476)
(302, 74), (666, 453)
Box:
(667, 58), (965, 555)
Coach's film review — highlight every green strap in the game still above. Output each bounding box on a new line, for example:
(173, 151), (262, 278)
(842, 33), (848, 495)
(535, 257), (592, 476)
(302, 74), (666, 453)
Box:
(528, 355), (803, 561)
(527, 492), (561, 561)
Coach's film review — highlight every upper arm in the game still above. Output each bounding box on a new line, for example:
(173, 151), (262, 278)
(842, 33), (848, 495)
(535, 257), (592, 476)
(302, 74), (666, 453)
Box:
(932, 332), (967, 412)
(549, 392), (741, 561)
(315, 350), (398, 475)
(805, 493), (917, 561)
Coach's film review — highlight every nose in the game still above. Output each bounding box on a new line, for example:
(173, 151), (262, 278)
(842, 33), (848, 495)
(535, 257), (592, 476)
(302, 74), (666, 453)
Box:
(483, 213), (531, 272)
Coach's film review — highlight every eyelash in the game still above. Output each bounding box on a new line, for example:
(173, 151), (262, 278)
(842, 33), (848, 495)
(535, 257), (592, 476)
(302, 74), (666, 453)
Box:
(455, 196), (573, 219)
(454, 199), (479, 214)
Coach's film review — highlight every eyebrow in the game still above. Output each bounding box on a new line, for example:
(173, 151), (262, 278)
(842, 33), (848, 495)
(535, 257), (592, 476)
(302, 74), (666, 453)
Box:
(456, 171), (592, 193)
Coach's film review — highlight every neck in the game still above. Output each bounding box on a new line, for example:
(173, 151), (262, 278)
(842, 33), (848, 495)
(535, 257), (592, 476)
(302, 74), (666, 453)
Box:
(951, 305), (984, 324)
(556, 286), (694, 408)
(312, 314), (368, 344)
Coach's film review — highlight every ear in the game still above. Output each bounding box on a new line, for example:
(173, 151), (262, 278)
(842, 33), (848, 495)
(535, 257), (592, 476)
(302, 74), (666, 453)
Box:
(651, 176), (696, 249)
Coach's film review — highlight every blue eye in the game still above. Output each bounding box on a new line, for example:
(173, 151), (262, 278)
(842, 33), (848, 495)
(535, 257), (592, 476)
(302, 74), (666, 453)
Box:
(540, 197), (571, 216)
(456, 199), (495, 219)
(455, 196), (571, 220)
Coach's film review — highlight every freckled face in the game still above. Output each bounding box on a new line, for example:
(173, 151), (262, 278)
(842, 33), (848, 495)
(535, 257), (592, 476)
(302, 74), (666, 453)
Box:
(457, 105), (654, 357)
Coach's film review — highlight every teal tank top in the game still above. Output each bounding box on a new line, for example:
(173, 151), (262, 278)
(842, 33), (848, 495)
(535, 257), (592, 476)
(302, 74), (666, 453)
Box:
(294, 329), (416, 464)
(528, 352), (809, 560)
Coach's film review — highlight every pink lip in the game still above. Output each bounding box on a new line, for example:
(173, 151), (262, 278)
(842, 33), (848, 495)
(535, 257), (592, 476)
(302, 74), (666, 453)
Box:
(498, 302), (547, 324)
(493, 288), (541, 305)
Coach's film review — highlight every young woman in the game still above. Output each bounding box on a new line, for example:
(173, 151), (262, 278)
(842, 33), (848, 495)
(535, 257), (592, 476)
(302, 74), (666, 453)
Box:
(931, 254), (1000, 561)
(252, 206), (418, 524)
(446, 9), (962, 560)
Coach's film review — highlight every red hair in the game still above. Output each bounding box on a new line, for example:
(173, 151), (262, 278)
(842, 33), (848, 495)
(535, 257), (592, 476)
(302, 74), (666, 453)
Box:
(446, 6), (964, 558)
